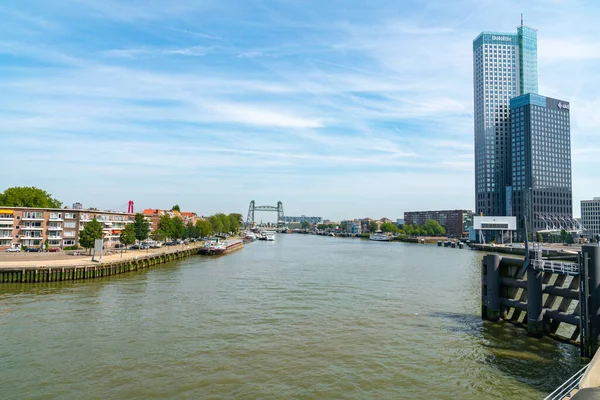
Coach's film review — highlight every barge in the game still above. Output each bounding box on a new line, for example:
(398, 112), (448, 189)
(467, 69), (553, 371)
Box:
(198, 238), (244, 255)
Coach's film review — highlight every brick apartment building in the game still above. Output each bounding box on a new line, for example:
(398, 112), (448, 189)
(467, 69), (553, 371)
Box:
(403, 209), (474, 237)
(142, 209), (200, 231)
(0, 207), (135, 250)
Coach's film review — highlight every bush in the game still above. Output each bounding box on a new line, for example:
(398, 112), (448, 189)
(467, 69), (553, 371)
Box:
(63, 245), (81, 251)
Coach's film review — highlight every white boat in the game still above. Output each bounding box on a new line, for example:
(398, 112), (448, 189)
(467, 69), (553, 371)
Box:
(369, 232), (390, 241)
(264, 232), (275, 241)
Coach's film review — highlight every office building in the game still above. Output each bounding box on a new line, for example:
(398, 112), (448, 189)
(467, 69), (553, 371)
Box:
(509, 94), (572, 236)
(473, 20), (538, 219)
(404, 210), (473, 237)
(582, 198), (600, 238)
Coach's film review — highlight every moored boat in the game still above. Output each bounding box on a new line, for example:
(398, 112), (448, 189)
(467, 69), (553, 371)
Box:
(369, 232), (390, 241)
(198, 238), (244, 255)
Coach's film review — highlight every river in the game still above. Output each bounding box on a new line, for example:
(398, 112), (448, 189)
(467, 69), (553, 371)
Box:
(0, 234), (585, 399)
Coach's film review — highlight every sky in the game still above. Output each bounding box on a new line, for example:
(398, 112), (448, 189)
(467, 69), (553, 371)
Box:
(1, 0), (599, 222)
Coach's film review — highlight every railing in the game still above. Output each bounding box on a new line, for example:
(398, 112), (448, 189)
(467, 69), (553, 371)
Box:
(533, 260), (580, 275)
(544, 363), (590, 400)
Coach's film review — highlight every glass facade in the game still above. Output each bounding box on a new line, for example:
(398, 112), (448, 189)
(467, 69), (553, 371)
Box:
(517, 26), (538, 95)
(510, 94), (572, 235)
(473, 24), (539, 223)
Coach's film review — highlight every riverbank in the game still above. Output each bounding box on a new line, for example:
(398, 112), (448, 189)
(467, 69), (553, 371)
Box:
(0, 241), (238, 283)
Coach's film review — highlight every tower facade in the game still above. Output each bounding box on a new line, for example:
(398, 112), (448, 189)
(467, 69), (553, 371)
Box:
(473, 23), (538, 220)
(509, 94), (572, 237)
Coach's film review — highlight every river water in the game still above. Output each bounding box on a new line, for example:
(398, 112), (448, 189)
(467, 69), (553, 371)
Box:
(0, 234), (585, 399)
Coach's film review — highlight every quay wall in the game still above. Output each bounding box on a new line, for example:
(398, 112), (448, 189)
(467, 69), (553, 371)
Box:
(0, 247), (199, 284)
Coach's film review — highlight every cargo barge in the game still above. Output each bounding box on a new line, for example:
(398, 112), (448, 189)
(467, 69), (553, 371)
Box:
(198, 238), (244, 255)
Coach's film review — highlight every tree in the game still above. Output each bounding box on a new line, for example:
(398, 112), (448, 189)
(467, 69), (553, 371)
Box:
(195, 219), (213, 238)
(150, 229), (166, 243)
(120, 224), (136, 248)
(79, 217), (103, 253)
(537, 232), (543, 243)
(566, 233), (575, 245)
(560, 229), (568, 243)
(132, 213), (150, 243)
(216, 213), (230, 233)
(422, 220), (446, 236)
(183, 222), (196, 239)
(172, 217), (185, 240)
(171, 204), (181, 212)
(209, 215), (223, 234)
(380, 222), (398, 233)
(0, 186), (62, 208)
(300, 221), (310, 229)
(228, 213), (243, 233)
(369, 221), (378, 233)
(158, 214), (175, 239)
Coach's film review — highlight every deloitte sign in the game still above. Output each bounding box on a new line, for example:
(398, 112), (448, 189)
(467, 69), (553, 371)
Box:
(492, 35), (512, 41)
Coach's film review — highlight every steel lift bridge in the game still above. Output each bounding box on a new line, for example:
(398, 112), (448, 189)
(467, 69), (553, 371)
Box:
(246, 200), (285, 227)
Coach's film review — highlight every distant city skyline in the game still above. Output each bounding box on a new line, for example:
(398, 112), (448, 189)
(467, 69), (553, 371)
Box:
(1, 1), (599, 220)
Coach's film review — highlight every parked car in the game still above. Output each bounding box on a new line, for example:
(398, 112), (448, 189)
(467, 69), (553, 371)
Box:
(48, 247), (61, 253)
(5, 247), (21, 252)
(26, 248), (40, 252)
(129, 245), (140, 250)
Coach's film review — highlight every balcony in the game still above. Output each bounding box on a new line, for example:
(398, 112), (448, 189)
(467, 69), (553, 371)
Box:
(48, 236), (62, 240)
(0, 216), (14, 221)
(21, 226), (44, 231)
(48, 226), (63, 231)
(49, 217), (63, 222)
(22, 215), (44, 221)
(0, 236), (13, 239)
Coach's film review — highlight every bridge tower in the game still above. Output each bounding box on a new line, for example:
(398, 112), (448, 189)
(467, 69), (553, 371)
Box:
(246, 200), (285, 227)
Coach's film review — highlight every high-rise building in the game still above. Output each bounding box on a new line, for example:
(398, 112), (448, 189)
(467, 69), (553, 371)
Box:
(473, 21), (538, 219)
(509, 94), (572, 236)
(582, 198), (600, 238)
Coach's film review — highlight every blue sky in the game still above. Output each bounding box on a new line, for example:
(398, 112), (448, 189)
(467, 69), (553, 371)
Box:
(1, 0), (599, 221)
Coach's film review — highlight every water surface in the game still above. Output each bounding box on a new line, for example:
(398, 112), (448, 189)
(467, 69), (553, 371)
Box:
(0, 234), (584, 399)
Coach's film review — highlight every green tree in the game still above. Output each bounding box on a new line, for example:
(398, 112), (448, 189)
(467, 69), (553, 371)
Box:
(183, 222), (195, 239)
(422, 220), (446, 236)
(172, 217), (185, 240)
(132, 213), (150, 243)
(369, 221), (378, 233)
(171, 204), (181, 212)
(195, 219), (213, 238)
(216, 213), (230, 233)
(380, 222), (398, 233)
(228, 213), (243, 233)
(566, 233), (575, 245)
(208, 215), (223, 234)
(79, 217), (103, 253)
(150, 229), (166, 243)
(158, 214), (174, 239)
(301, 221), (310, 229)
(0, 186), (62, 208)
(537, 232), (543, 243)
(120, 224), (136, 248)
(560, 229), (568, 243)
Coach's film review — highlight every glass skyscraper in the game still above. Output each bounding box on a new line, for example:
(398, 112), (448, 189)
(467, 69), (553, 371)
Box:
(510, 94), (572, 237)
(473, 22), (538, 220)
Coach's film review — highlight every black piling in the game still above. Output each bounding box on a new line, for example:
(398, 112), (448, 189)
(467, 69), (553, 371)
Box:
(527, 266), (544, 337)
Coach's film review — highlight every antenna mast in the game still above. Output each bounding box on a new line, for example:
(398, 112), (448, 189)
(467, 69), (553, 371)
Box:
(521, 13), (523, 26)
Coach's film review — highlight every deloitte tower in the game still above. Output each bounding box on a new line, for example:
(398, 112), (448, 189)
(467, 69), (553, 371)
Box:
(473, 19), (538, 221)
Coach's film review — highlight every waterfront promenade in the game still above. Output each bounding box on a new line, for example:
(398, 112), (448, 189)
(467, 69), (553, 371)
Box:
(0, 243), (205, 269)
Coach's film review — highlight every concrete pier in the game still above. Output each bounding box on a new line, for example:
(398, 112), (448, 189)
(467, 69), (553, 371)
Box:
(0, 244), (238, 283)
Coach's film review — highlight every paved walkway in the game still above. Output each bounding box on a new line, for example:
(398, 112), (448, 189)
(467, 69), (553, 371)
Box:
(0, 243), (204, 269)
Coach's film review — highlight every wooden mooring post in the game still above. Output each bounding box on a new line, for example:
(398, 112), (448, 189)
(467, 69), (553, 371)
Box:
(482, 245), (600, 358)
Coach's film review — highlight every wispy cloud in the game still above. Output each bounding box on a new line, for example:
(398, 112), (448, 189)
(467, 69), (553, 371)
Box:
(0, 0), (598, 218)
